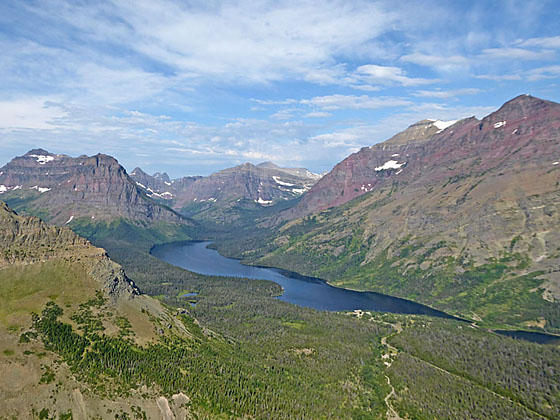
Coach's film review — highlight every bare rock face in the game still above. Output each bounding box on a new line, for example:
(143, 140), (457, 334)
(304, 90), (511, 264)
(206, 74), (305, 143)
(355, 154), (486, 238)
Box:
(0, 151), (186, 225)
(129, 167), (201, 202)
(0, 201), (138, 298)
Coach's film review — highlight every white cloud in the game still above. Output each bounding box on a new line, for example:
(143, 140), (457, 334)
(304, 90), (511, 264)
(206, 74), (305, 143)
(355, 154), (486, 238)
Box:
(252, 94), (411, 112)
(303, 111), (332, 118)
(474, 74), (522, 81)
(0, 98), (67, 129)
(480, 47), (554, 61)
(50, 0), (397, 85)
(352, 64), (437, 86)
(518, 36), (560, 49)
(526, 65), (560, 81)
(301, 94), (411, 110)
(401, 53), (469, 72)
(413, 88), (482, 99)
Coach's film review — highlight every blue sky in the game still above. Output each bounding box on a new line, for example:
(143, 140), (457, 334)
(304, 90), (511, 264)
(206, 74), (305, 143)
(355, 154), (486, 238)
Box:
(1, 0), (559, 177)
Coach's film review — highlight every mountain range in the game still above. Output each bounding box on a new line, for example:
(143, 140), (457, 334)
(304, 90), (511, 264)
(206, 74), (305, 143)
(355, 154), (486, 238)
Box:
(0, 149), (187, 227)
(130, 161), (321, 225)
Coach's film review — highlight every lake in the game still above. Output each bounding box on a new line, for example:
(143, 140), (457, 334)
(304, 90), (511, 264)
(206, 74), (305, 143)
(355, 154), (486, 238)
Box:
(151, 241), (456, 317)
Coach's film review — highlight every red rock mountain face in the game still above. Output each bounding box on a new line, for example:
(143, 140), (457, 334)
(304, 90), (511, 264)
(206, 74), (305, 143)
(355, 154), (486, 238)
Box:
(0, 150), (185, 225)
(284, 95), (560, 220)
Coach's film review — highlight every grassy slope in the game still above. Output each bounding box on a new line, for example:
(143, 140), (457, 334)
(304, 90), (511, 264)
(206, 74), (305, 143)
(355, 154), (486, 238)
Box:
(0, 260), (97, 329)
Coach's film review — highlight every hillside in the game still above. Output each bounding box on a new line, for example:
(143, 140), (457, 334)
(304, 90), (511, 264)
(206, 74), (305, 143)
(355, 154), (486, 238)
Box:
(0, 149), (187, 226)
(220, 94), (560, 332)
(0, 201), (196, 418)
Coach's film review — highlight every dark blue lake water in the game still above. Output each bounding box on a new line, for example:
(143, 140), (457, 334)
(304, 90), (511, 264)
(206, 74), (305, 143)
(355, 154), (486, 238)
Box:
(151, 241), (560, 344)
(151, 241), (455, 317)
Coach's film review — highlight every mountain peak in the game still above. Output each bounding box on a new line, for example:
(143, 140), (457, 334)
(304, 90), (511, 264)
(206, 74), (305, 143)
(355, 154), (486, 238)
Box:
(488, 94), (559, 123)
(24, 148), (53, 156)
(257, 161), (280, 169)
(384, 119), (442, 145)
(130, 167), (147, 177)
(153, 172), (171, 182)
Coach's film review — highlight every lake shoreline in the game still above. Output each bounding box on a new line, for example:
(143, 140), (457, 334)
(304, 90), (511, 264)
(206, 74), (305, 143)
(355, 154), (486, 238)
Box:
(151, 240), (560, 344)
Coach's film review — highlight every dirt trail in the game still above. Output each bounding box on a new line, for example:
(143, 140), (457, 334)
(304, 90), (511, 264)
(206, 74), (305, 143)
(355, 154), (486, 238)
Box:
(378, 322), (404, 420)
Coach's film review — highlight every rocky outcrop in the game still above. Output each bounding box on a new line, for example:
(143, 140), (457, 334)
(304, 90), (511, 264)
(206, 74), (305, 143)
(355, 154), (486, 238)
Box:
(0, 200), (138, 298)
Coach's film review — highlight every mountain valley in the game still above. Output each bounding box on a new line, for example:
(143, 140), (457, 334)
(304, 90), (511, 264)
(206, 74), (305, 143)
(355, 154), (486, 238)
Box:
(1, 94), (559, 419)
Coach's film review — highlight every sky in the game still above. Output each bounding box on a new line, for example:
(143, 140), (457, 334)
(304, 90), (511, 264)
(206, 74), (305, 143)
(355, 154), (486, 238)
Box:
(1, 0), (559, 177)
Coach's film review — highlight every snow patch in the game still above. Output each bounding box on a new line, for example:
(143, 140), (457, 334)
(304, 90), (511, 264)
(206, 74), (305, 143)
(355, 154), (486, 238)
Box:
(29, 154), (55, 164)
(13, 185), (22, 190)
(391, 153), (400, 157)
(553, 161), (559, 165)
(272, 176), (294, 186)
(360, 183), (373, 192)
(0, 185), (7, 193)
(65, 215), (74, 225)
(395, 169), (403, 175)
(291, 188), (308, 195)
(432, 120), (457, 133)
(255, 197), (273, 205)
(30, 186), (51, 193)
(493, 121), (506, 128)
(135, 182), (146, 189)
(164, 181), (171, 186)
(375, 160), (405, 171)
(161, 191), (173, 197)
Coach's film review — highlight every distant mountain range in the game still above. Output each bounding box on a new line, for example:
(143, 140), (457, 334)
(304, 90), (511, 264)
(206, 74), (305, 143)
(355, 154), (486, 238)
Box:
(130, 161), (320, 206)
(0, 149), (321, 228)
(129, 161), (321, 225)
